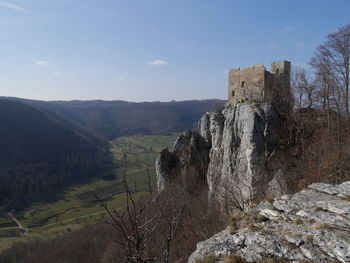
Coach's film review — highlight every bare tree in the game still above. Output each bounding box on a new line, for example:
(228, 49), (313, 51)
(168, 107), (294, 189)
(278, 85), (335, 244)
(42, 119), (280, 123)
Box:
(162, 195), (185, 263)
(310, 24), (350, 118)
(95, 155), (184, 263)
(219, 177), (254, 215)
(291, 66), (316, 110)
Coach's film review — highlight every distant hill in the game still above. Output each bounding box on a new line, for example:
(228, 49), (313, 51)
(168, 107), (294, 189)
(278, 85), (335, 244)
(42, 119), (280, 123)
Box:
(0, 97), (225, 213)
(2, 98), (226, 139)
(0, 100), (109, 212)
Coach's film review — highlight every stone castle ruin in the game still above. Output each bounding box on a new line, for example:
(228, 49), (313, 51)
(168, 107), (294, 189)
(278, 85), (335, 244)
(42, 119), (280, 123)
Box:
(228, 61), (293, 113)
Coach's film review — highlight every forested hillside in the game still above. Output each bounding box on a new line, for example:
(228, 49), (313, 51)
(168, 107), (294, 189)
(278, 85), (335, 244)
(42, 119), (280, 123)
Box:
(3, 98), (225, 139)
(0, 100), (110, 213)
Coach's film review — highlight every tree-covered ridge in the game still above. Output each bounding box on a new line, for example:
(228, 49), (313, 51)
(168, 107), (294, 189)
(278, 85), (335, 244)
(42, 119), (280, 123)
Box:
(0, 100), (109, 213)
(2, 98), (225, 139)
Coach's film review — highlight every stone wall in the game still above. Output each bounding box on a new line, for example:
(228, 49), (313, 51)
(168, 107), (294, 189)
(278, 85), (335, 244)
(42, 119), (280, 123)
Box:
(228, 61), (293, 114)
(228, 63), (265, 106)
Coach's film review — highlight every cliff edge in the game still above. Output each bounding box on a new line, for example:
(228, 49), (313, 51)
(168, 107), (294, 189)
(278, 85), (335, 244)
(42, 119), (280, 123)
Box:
(189, 181), (350, 262)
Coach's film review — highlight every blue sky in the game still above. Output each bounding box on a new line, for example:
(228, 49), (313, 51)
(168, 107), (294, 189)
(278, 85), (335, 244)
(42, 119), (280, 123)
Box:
(0, 0), (349, 102)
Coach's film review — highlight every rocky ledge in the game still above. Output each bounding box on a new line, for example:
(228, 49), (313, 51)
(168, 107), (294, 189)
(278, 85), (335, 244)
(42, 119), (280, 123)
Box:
(189, 181), (350, 263)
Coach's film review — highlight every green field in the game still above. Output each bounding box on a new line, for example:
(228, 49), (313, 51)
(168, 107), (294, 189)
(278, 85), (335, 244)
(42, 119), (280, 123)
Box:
(0, 133), (178, 252)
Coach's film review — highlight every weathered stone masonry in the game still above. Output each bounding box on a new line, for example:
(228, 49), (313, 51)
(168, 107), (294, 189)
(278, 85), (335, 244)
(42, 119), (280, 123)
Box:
(228, 61), (293, 113)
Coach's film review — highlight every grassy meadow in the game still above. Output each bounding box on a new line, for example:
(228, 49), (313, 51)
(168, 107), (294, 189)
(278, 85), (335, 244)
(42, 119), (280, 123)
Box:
(0, 133), (179, 252)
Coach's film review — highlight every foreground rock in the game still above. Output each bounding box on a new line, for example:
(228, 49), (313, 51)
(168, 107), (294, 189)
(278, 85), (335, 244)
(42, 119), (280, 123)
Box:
(189, 181), (350, 263)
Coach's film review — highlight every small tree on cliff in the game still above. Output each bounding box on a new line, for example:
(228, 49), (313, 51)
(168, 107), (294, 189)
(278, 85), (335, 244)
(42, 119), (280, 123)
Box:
(220, 177), (254, 214)
(292, 66), (316, 109)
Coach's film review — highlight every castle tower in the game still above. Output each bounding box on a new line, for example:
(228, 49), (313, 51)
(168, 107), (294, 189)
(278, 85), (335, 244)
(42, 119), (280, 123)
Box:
(270, 60), (291, 75)
(228, 63), (266, 106)
(228, 60), (293, 113)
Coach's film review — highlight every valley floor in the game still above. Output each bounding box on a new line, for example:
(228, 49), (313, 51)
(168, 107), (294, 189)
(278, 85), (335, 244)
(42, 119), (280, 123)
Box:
(0, 133), (178, 253)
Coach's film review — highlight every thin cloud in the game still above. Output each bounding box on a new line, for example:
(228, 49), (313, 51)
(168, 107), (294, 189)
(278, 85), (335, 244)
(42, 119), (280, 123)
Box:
(268, 43), (278, 48)
(282, 26), (293, 32)
(53, 70), (62, 75)
(0, 1), (28, 13)
(36, 60), (50, 67)
(117, 77), (124, 81)
(148, 59), (168, 66)
(295, 41), (305, 47)
(180, 40), (195, 48)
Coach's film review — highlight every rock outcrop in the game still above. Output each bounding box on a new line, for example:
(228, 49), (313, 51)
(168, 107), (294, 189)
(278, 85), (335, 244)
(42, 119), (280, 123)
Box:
(156, 130), (210, 192)
(189, 181), (350, 263)
(156, 103), (350, 262)
(156, 103), (280, 207)
(198, 103), (280, 208)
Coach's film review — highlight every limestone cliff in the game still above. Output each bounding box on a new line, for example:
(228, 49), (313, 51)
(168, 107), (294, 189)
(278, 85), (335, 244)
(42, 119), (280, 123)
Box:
(198, 103), (279, 208)
(189, 181), (350, 263)
(156, 130), (210, 192)
(156, 103), (280, 208)
(156, 103), (350, 262)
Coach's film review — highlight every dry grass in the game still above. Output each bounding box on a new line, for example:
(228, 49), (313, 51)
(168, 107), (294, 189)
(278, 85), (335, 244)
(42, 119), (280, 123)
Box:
(313, 222), (335, 231)
(293, 218), (303, 225)
(315, 206), (326, 212)
(336, 213), (350, 220)
(229, 210), (269, 234)
(261, 228), (274, 235)
(309, 219), (316, 224)
(224, 253), (247, 263)
(195, 254), (220, 263)
(305, 235), (314, 243)
(229, 211), (244, 233)
(340, 195), (350, 201)
(265, 195), (275, 204)
(199, 254), (291, 263)
(252, 259), (290, 263)
(283, 240), (299, 250)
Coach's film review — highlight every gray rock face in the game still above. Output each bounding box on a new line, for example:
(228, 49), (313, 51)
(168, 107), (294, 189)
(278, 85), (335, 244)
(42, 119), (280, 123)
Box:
(155, 130), (210, 192)
(156, 103), (280, 207)
(188, 181), (350, 263)
(198, 103), (280, 209)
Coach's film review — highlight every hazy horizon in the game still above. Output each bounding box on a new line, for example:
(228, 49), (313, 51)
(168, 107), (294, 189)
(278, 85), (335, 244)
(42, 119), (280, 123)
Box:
(1, 0), (349, 101)
(1, 95), (226, 103)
